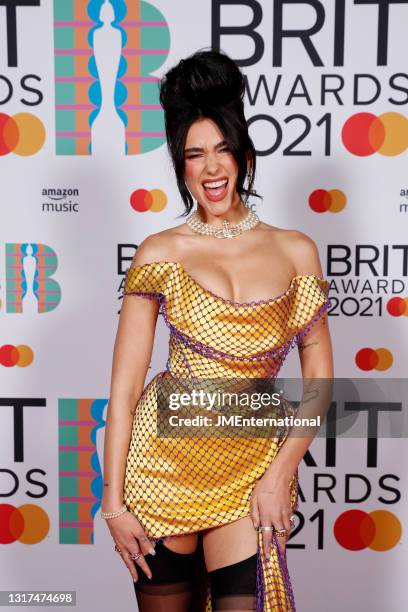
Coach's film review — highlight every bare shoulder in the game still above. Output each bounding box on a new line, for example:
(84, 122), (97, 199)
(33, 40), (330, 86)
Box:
(130, 224), (186, 267)
(260, 223), (324, 277)
(284, 229), (324, 277)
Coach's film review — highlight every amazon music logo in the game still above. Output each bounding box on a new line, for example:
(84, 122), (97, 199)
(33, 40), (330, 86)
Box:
(41, 186), (80, 213)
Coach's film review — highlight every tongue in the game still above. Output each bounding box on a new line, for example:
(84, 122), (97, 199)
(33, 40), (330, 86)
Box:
(206, 184), (226, 195)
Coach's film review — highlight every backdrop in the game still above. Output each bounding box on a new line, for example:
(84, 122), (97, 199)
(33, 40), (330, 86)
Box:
(0, 1), (407, 610)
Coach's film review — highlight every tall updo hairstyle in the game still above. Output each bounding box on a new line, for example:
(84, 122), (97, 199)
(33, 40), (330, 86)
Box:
(159, 49), (260, 216)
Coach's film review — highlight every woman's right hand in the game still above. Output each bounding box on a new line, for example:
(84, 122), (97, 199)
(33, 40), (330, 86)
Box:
(104, 511), (156, 582)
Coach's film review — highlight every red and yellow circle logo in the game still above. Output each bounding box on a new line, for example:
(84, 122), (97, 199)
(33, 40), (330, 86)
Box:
(342, 112), (408, 156)
(0, 504), (50, 544)
(130, 189), (167, 212)
(387, 296), (408, 317)
(309, 189), (347, 213)
(334, 509), (401, 551)
(0, 344), (34, 367)
(355, 347), (393, 371)
(0, 113), (46, 156)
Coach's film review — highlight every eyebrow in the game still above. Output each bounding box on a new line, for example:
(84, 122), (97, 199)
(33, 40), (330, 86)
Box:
(184, 139), (228, 154)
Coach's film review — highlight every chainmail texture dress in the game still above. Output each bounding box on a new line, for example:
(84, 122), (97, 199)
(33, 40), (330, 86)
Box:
(121, 260), (331, 612)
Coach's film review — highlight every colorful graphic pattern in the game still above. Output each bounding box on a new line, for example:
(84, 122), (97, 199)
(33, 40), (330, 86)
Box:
(112, 0), (169, 153)
(5, 243), (61, 314)
(53, 1), (169, 155)
(54, 0), (99, 154)
(32, 244), (61, 313)
(58, 399), (107, 544)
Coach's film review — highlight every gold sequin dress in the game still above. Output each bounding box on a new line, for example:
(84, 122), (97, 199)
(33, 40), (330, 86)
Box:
(122, 261), (331, 611)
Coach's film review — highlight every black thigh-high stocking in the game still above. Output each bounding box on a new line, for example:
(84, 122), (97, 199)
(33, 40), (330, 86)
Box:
(208, 553), (258, 611)
(133, 539), (198, 612)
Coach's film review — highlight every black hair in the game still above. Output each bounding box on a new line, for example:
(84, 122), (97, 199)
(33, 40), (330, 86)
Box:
(159, 49), (260, 216)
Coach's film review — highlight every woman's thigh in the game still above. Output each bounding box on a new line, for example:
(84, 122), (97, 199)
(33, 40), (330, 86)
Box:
(202, 516), (257, 572)
(161, 532), (199, 554)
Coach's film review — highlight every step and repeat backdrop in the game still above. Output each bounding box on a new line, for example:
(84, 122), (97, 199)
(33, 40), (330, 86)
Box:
(0, 1), (407, 610)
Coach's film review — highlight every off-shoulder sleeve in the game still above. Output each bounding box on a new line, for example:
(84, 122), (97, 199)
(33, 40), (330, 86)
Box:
(122, 261), (175, 301)
(288, 275), (331, 342)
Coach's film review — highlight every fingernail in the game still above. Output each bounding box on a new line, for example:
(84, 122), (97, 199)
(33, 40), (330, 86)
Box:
(149, 548), (156, 556)
(133, 579), (138, 583)
(148, 575), (152, 580)
(266, 555), (270, 561)
(254, 524), (258, 530)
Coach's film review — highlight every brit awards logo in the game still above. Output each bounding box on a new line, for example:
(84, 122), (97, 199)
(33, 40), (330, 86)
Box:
(53, 0), (170, 155)
(2, 243), (61, 313)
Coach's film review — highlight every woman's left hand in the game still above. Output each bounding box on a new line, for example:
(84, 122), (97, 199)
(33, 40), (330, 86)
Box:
(249, 468), (293, 560)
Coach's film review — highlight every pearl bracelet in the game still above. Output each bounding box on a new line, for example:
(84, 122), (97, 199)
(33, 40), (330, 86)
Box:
(100, 504), (127, 520)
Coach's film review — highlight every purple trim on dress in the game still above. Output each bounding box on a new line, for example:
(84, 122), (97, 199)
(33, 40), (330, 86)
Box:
(256, 536), (265, 612)
(275, 530), (296, 610)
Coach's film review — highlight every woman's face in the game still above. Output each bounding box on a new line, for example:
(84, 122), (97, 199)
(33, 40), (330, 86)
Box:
(183, 118), (241, 215)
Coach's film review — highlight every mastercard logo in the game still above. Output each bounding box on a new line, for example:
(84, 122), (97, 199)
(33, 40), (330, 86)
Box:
(0, 344), (34, 367)
(342, 112), (408, 156)
(334, 509), (401, 551)
(0, 112), (46, 156)
(355, 347), (393, 371)
(0, 504), (50, 544)
(387, 296), (408, 317)
(309, 189), (346, 213)
(130, 189), (167, 212)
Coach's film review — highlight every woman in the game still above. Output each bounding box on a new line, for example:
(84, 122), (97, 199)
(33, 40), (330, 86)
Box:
(101, 50), (333, 612)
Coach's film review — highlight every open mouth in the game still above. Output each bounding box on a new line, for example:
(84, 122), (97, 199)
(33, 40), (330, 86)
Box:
(202, 178), (229, 200)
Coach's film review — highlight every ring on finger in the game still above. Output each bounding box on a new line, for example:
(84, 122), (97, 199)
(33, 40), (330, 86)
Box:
(257, 525), (273, 532)
(275, 528), (288, 537)
(129, 551), (143, 561)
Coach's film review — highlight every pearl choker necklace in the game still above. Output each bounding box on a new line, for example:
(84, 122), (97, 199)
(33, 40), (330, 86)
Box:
(186, 208), (260, 239)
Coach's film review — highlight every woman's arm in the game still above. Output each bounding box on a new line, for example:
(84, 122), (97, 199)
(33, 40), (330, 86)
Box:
(249, 231), (334, 559)
(102, 236), (162, 512)
(265, 231), (334, 482)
